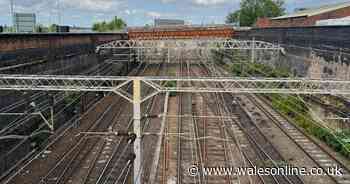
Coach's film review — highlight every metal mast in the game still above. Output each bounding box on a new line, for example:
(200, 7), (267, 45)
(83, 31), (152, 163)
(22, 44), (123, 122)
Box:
(57, 0), (62, 25)
(10, 0), (14, 31)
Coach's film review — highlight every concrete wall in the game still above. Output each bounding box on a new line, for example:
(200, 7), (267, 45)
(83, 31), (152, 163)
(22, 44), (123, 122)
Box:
(237, 26), (350, 51)
(0, 33), (128, 67)
(236, 26), (350, 79)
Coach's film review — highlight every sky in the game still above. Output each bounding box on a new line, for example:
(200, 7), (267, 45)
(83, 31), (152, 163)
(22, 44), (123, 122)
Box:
(0, 0), (348, 27)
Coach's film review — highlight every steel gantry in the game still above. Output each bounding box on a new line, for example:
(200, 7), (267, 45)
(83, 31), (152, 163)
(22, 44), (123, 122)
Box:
(1, 75), (350, 95)
(2, 74), (350, 184)
(96, 39), (284, 51)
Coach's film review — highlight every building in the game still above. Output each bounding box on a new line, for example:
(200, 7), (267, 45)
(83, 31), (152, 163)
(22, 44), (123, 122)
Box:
(13, 13), (36, 32)
(69, 26), (94, 33)
(154, 19), (185, 27)
(316, 16), (350, 26)
(256, 18), (271, 28)
(260, 1), (350, 27)
(128, 25), (234, 39)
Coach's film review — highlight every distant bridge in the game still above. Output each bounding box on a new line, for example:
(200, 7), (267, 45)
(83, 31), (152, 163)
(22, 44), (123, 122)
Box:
(128, 25), (234, 40)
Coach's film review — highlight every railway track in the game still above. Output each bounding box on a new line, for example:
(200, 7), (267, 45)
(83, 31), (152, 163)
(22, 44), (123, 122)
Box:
(209, 61), (350, 184)
(187, 64), (266, 184)
(177, 55), (201, 184)
(174, 54), (241, 184)
(38, 80), (136, 184)
(195, 63), (304, 184)
(36, 63), (151, 184)
(0, 61), (115, 182)
(1, 93), (114, 184)
(94, 63), (165, 184)
(249, 95), (350, 184)
(192, 93), (237, 184)
(187, 62), (236, 184)
(1, 61), (146, 184)
(14, 61), (165, 184)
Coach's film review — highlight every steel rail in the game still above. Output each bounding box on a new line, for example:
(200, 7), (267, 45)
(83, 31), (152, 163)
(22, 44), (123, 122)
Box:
(254, 95), (350, 184)
(41, 62), (148, 184)
(198, 62), (303, 184)
(191, 67), (233, 184)
(217, 50), (350, 183)
(196, 62), (266, 184)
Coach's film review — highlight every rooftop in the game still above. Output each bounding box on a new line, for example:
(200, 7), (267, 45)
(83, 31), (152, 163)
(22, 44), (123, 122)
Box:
(272, 1), (350, 20)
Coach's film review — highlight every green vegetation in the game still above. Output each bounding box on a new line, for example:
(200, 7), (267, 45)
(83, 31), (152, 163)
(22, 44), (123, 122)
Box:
(165, 81), (177, 97)
(268, 94), (350, 158)
(63, 92), (81, 104)
(92, 16), (127, 32)
(226, 0), (285, 26)
(229, 62), (290, 77)
(2, 25), (15, 32)
(225, 56), (350, 158)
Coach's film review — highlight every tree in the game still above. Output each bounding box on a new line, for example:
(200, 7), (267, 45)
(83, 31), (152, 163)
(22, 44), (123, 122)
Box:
(226, 0), (285, 26)
(226, 11), (241, 26)
(92, 16), (127, 32)
(294, 8), (308, 12)
(3, 25), (15, 33)
(35, 24), (49, 33)
(48, 24), (58, 32)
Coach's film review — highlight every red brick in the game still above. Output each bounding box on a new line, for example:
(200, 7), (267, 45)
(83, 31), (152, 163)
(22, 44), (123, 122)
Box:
(266, 6), (350, 27)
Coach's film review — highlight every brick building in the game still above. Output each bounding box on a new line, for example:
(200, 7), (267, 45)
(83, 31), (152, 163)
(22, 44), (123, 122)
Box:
(259, 2), (350, 27)
(128, 25), (234, 39)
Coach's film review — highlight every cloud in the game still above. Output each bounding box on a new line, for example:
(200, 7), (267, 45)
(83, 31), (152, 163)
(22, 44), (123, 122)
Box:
(161, 0), (176, 3)
(4, 0), (127, 13)
(145, 11), (162, 18)
(124, 9), (137, 15)
(144, 10), (180, 19)
(6, 0), (51, 13)
(61, 0), (125, 12)
(191, 0), (230, 6)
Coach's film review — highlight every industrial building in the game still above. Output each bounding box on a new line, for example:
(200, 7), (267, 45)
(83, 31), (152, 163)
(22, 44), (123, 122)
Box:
(154, 18), (185, 27)
(13, 13), (36, 32)
(257, 1), (350, 27)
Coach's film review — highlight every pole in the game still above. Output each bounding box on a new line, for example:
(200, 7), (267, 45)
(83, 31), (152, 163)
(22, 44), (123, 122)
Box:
(251, 37), (255, 63)
(10, 0), (14, 18)
(48, 107), (54, 131)
(168, 48), (170, 63)
(49, 94), (55, 131)
(10, 0), (15, 32)
(137, 48), (140, 63)
(57, 0), (61, 25)
(133, 79), (142, 184)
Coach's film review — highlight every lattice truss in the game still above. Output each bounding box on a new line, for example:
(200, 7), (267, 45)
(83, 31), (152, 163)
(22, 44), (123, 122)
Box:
(96, 39), (283, 51)
(98, 39), (283, 64)
(1, 75), (350, 100)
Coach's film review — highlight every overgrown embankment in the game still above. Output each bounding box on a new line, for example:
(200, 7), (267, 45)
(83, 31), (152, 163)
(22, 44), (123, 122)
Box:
(220, 51), (350, 158)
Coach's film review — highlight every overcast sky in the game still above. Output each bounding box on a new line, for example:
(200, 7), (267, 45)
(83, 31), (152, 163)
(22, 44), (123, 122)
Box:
(0, 0), (348, 27)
